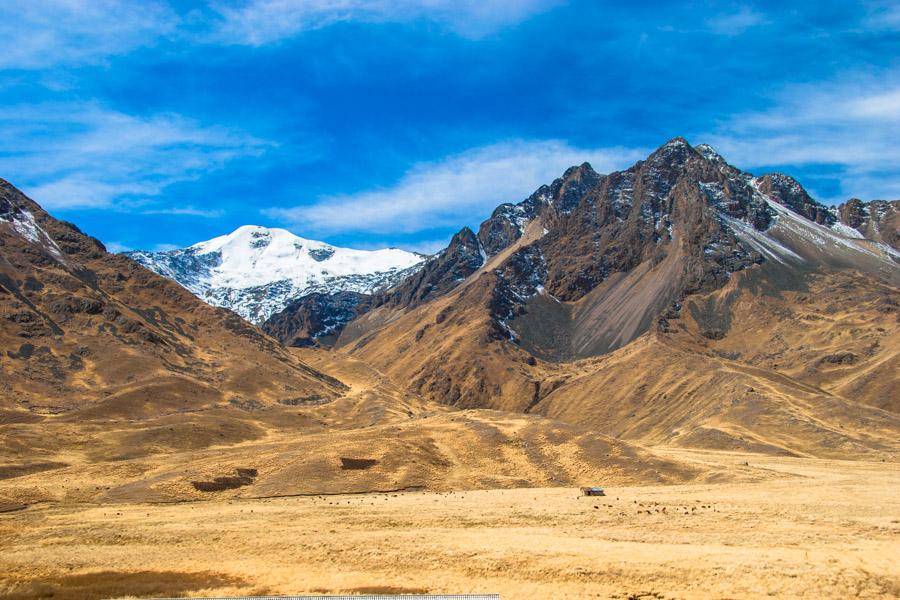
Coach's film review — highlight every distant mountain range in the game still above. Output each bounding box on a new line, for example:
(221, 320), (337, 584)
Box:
(125, 226), (424, 324)
(256, 139), (899, 351)
(121, 151), (898, 350)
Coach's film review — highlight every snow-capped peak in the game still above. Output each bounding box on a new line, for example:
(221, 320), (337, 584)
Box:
(695, 143), (723, 162)
(126, 225), (425, 323)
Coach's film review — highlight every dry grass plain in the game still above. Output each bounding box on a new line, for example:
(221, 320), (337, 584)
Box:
(2, 450), (898, 600)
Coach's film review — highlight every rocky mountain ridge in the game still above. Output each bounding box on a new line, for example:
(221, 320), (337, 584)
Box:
(0, 179), (345, 413)
(116, 139), (896, 351)
(2, 137), (898, 465)
(263, 138), (896, 351)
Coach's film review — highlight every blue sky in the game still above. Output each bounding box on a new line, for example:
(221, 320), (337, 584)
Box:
(0, 1), (898, 253)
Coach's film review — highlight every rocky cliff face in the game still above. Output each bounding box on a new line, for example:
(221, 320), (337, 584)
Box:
(468, 139), (897, 354)
(381, 138), (823, 319)
(756, 172), (835, 225)
(379, 226), (486, 309)
(477, 163), (601, 256)
(262, 291), (372, 347)
(536, 139), (772, 304)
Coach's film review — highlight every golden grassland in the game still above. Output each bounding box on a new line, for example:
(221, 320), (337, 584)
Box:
(2, 282), (898, 599)
(1, 450), (898, 600)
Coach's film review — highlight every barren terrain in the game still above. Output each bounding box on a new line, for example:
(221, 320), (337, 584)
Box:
(1, 450), (897, 599)
(2, 158), (899, 599)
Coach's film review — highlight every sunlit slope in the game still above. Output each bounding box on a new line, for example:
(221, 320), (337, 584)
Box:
(0, 345), (708, 507)
(0, 179), (345, 415)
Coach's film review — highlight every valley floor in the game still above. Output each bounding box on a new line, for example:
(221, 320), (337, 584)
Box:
(1, 450), (898, 599)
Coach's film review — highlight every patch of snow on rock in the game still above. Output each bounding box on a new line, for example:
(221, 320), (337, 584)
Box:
(1, 205), (66, 260)
(829, 221), (865, 239)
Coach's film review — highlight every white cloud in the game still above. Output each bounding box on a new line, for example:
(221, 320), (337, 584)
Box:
(141, 206), (226, 218)
(24, 177), (159, 210)
(0, 0), (177, 70)
(0, 0), (562, 68)
(0, 103), (270, 210)
(699, 73), (900, 202)
(264, 140), (645, 235)
(152, 242), (180, 252)
(350, 237), (450, 255)
(207, 0), (561, 45)
(847, 88), (900, 120)
(104, 241), (132, 253)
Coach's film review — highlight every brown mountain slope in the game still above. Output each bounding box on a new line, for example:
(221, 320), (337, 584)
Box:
(0, 339), (710, 507)
(343, 272), (538, 413)
(535, 339), (899, 460)
(0, 178), (346, 414)
(262, 291), (373, 348)
(667, 267), (900, 412)
(531, 269), (900, 459)
(342, 263), (900, 459)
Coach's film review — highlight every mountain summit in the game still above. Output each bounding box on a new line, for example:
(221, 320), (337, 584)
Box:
(333, 137), (898, 355)
(126, 226), (424, 323)
(311, 137), (900, 458)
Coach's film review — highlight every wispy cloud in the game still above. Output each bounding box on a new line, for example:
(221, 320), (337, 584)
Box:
(265, 140), (645, 235)
(345, 237), (450, 255)
(140, 206), (226, 218)
(152, 242), (180, 252)
(706, 6), (767, 35)
(700, 72), (900, 202)
(206, 0), (562, 45)
(0, 0), (177, 70)
(104, 240), (132, 253)
(846, 88), (900, 120)
(110, 240), (178, 253)
(400, 237), (452, 255)
(0, 103), (270, 210)
(0, 0), (562, 70)
(862, 1), (900, 31)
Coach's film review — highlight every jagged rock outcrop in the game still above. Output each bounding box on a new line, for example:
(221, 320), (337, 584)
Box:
(832, 198), (899, 250)
(476, 163), (602, 257)
(756, 172), (835, 225)
(536, 139), (770, 303)
(183, 137), (898, 362)
(263, 291), (372, 347)
(379, 226), (485, 308)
